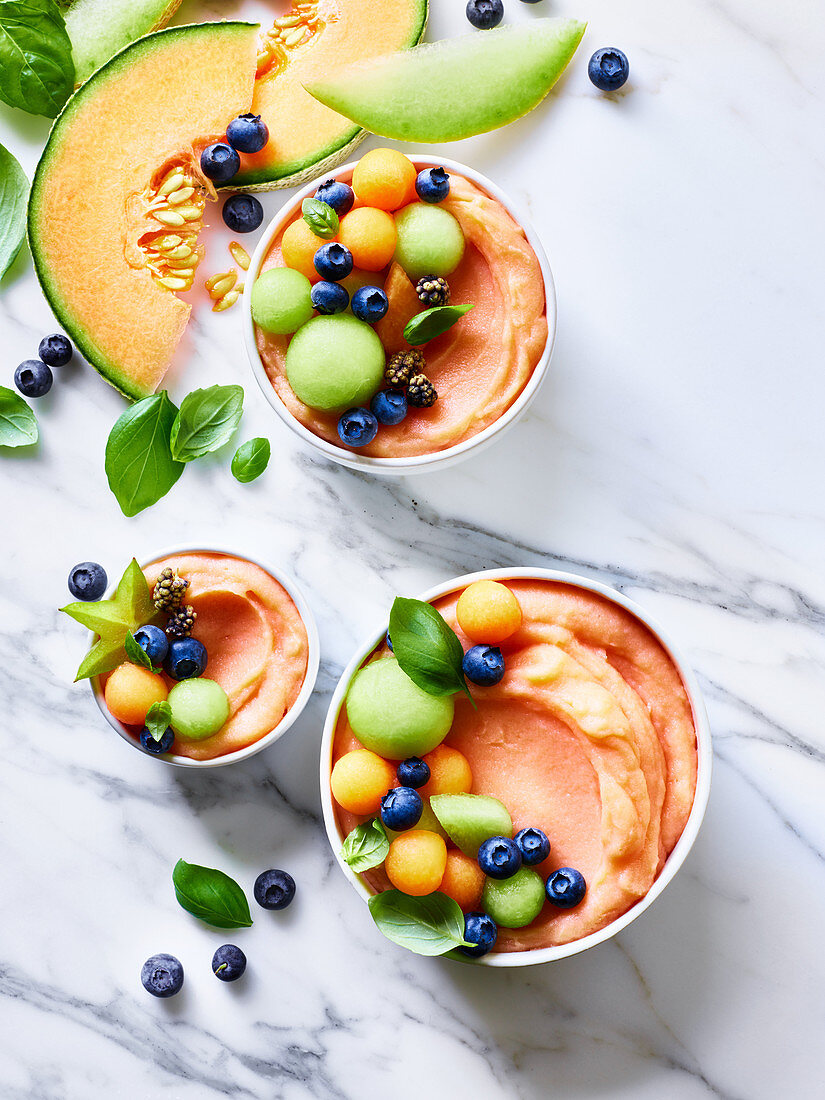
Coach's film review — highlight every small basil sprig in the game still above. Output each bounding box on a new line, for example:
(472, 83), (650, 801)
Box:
(389, 597), (474, 706)
(302, 197), (339, 239)
(0, 143), (28, 282)
(342, 818), (389, 873)
(170, 384), (244, 463)
(231, 437), (270, 483)
(125, 631), (159, 673)
(368, 890), (472, 956)
(172, 859), (253, 929)
(404, 304), (474, 347)
(145, 701), (172, 743)
(105, 391), (184, 517)
(0, 0), (75, 118)
(0, 385), (38, 447)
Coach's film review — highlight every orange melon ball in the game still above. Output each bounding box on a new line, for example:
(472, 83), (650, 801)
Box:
(104, 663), (168, 727)
(456, 580), (523, 644)
(421, 745), (472, 799)
(281, 218), (328, 282)
(385, 830), (447, 896)
(338, 207), (397, 272)
(352, 148), (417, 212)
(331, 749), (395, 816)
(438, 850), (485, 911)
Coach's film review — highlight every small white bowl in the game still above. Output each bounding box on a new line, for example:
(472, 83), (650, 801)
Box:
(243, 154), (557, 475)
(320, 567), (712, 966)
(90, 545), (320, 769)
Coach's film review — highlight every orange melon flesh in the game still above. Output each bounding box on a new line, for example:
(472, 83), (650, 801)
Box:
(234, 0), (428, 189)
(28, 23), (259, 400)
(374, 262), (420, 353)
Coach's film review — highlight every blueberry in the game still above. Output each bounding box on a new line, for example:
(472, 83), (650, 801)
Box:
(133, 623), (169, 663)
(337, 407), (378, 448)
(478, 836), (522, 879)
(254, 869), (296, 910)
(140, 725), (174, 754)
(396, 757), (430, 790)
(222, 194), (264, 234)
(212, 944), (247, 981)
(545, 867), (587, 908)
(415, 167), (450, 204)
(588, 48), (630, 91)
(38, 333), (73, 367)
(386, 630), (393, 651)
(14, 359), (52, 398)
(311, 280), (350, 315)
(314, 242), (353, 282)
(514, 827), (551, 866)
(459, 912), (498, 958)
(314, 178), (355, 216)
(371, 390), (407, 426)
(200, 142), (241, 185)
(466, 0), (503, 30)
(68, 561), (107, 601)
(462, 645), (505, 686)
(226, 112), (269, 153)
(380, 786), (423, 831)
(141, 953), (183, 998)
(351, 286), (389, 324)
(164, 637), (207, 681)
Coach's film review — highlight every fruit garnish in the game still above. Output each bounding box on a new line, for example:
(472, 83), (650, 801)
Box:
(385, 831), (446, 895)
(429, 793), (513, 856)
(466, 0), (503, 31)
(168, 678), (228, 740)
(314, 241), (354, 282)
(379, 787), (424, 832)
(302, 197), (339, 240)
(419, 745), (472, 798)
(462, 644), (505, 686)
(396, 757), (430, 790)
(14, 360), (52, 399)
(514, 827), (551, 866)
(252, 268), (315, 335)
(311, 280), (350, 315)
(341, 817), (390, 873)
(588, 47), (630, 91)
(545, 867), (587, 908)
(253, 869), (296, 910)
(337, 207), (397, 272)
(132, 624), (169, 665)
(406, 372), (437, 408)
(456, 579), (522, 643)
(38, 334), (73, 367)
(165, 604), (197, 638)
(388, 596), (474, 704)
(226, 112), (269, 153)
(483, 867), (545, 928)
(478, 836), (522, 879)
(367, 890), (473, 956)
(141, 953), (183, 997)
(370, 389), (407, 427)
(285, 314), (385, 411)
(104, 662), (167, 725)
(172, 859), (253, 929)
(61, 557), (158, 681)
(222, 194), (264, 234)
(68, 561), (107, 602)
(459, 911), (498, 958)
(305, 18), (586, 144)
(164, 638), (207, 682)
(394, 203), (465, 280)
(352, 148), (417, 212)
(212, 944), (247, 982)
(439, 851), (485, 912)
(337, 407), (378, 448)
(124, 631), (161, 673)
(415, 166), (450, 204)
(282, 218), (328, 281)
(315, 179), (354, 216)
(346, 656), (455, 760)
(332, 749), (397, 815)
(351, 286), (389, 325)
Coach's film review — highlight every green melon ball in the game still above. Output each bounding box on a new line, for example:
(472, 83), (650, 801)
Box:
(251, 267), (314, 335)
(482, 868), (546, 929)
(285, 313), (385, 411)
(168, 678), (230, 742)
(394, 203), (465, 280)
(346, 656), (454, 761)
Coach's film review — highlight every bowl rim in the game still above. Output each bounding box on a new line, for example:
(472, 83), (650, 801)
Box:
(89, 543), (320, 769)
(319, 566), (713, 967)
(242, 152), (557, 475)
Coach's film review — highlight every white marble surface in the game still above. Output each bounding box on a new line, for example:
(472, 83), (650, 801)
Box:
(1, 0), (824, 1096)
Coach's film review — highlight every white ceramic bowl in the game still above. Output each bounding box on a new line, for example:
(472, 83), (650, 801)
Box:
(90, 545), (320, 769)
(321, 567), (712, 966)
(243, 154), (557, 475)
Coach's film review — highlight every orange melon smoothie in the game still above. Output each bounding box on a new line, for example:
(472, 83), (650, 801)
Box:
(331, 580), (698, 952)
(255, 171), (548, 458)
(106, 552), (310, 762)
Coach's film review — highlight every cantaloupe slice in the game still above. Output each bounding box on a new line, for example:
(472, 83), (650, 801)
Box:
(28, 22), (259, 400)
(306, 18), (586, 143)
(233, 0), (428, 189)
(374, 262), (420, 354)
(61, 0), (183, 85)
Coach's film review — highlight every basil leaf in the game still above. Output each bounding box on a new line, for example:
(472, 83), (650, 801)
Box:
(0, 143), (27, 281)
(368, 890), (471, 956)
(231, 436), (270, 483)
(342, 818), (389, 873)
(0, 385), (37, 447)
(389, 597), (474, 705)
(170, 384), (244, 463)
(0, 0), (75, 118)
(105, 391), (184, 517)
(145, 701), (172, 743)
(125, 631), (158, 674)
(302, 197), (338, 240)
(172, 859), (253, 930)
(404, 304), (474, 347)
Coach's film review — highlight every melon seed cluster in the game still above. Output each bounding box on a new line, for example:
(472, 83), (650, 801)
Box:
(257, 1), (322, 77)
(140, 166), (207, 293)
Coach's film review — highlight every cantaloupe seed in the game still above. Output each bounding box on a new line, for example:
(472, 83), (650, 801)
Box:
(213, 287), (242, 313)
(257, 1), (320, 78)
(229, 242), (251, 271)
(206, 271), (238, 299)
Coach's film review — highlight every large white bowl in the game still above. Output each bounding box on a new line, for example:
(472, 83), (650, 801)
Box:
(243, 154), (557, 475)
(90, 545), (320, 769)
(320, 567), (712, 967)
